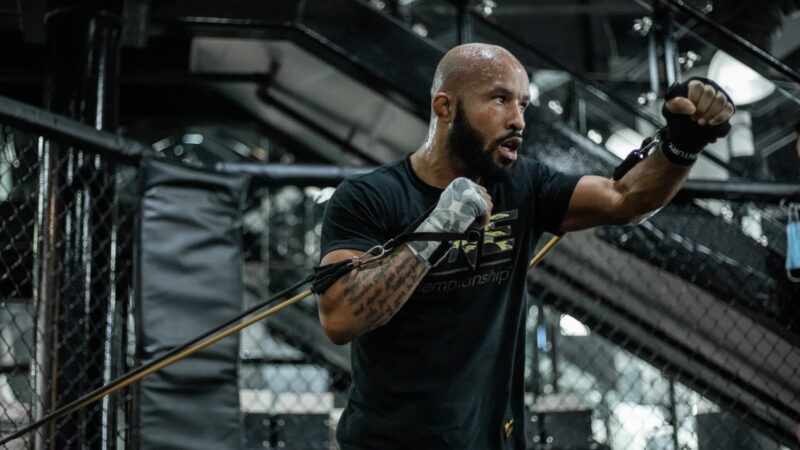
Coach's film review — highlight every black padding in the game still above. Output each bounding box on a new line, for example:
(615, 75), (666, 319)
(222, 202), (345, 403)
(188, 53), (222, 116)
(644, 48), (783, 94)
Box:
(137, 157), (249, 450)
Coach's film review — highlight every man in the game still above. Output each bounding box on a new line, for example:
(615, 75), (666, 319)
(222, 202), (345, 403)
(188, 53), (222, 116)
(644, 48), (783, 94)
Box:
(316, 44), (734, 449)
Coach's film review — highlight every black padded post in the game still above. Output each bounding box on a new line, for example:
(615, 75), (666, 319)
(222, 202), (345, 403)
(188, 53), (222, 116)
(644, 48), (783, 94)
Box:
(137, 157), (249, 449)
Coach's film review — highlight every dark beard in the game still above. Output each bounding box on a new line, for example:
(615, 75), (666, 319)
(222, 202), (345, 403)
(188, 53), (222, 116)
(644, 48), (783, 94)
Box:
(447, 100), (516, 182)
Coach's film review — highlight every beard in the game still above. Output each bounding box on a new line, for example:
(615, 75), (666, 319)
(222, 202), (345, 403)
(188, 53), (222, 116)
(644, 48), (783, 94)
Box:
(447, 100), (518, 182)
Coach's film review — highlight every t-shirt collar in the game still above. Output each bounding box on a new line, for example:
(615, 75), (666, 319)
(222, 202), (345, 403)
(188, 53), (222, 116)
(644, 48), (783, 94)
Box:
(404, 155), (444, 195)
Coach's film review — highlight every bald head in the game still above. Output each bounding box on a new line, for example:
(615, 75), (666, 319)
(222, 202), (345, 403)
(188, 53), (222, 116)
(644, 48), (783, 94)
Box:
(419, 43), (529, 174)
(431, 44), (526, 97)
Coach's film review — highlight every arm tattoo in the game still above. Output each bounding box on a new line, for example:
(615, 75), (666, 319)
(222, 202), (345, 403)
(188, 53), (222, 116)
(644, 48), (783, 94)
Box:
(340, 245), (428, 331)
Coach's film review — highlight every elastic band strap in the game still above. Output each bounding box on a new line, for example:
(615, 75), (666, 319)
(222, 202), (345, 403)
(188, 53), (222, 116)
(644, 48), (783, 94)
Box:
(393, 229), (481, 246)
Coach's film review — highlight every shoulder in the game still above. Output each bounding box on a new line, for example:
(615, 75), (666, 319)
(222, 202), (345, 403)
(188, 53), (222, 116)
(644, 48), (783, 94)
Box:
(320, 160), (410, 253)
(329, 159), (408, 206)
(504, 155), (551, 191)
(347, 159), (405, 187)
(503, 155), (582, 205)
(514, 155), (553, 178)
(513, 155), (579, 187)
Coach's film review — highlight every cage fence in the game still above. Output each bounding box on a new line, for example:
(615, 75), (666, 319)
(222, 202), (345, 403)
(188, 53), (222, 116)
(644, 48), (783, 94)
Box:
(233, 178), (799, 449)
(525, 196), (799, 450)
(0, 113), (798, 450)
(239, 184), (346, 450)
(0, 122), (138, 449)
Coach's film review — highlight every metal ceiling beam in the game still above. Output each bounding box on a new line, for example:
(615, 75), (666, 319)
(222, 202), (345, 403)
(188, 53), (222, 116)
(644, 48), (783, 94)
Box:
(659, 0), (800, 84)
(488, 1), (648, 16)
(0, 94), (147, 164)
(149, 0), (441, 119)
(677, 179), (800, 202)
(215, 162), (372, 187)
(256, 88), (382, 165)
(214, 159), (800, 203)
(0, 70), (272, 84)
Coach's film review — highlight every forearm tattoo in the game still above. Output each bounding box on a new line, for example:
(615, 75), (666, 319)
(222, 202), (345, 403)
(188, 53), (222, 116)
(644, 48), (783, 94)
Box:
(340, 245), (428, 330)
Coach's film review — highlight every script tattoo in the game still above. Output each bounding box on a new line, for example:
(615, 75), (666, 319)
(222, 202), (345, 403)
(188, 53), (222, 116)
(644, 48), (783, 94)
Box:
(340, 246), (428, 330)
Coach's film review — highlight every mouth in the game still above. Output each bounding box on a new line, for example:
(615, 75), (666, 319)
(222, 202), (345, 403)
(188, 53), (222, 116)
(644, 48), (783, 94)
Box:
(497, 137), (521, 161)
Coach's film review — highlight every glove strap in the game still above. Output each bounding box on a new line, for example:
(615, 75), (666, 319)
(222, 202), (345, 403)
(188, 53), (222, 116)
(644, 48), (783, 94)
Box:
(659, 128), (700, 166)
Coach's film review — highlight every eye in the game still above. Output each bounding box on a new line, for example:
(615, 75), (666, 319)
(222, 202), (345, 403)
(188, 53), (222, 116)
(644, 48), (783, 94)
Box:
(519, 102), (529, 111)
(495, 95), (506, 104)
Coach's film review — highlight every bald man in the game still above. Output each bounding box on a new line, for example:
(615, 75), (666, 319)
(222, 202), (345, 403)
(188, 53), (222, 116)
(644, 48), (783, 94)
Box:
(317, 44), (734, 449)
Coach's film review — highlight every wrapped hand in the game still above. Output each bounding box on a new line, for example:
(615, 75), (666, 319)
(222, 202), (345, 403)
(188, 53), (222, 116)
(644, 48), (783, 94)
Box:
(661, 76), (735, 165)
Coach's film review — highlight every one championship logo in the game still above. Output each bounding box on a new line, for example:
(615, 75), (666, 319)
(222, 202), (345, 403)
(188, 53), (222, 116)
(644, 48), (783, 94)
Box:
(443, 209), (517, 267)
(418, 210), (518, 295)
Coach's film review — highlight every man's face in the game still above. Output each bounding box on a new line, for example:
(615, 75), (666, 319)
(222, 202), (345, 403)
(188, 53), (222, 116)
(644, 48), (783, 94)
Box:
(446, 58), (529, 181)
(448, 100), (514, 181)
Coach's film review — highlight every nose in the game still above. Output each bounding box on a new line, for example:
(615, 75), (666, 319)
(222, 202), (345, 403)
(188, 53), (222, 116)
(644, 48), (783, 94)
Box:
(508, 103), (525, 132)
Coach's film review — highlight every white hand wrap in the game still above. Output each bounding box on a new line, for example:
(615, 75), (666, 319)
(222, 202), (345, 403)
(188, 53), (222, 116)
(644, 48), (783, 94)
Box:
(407, 177), (489, 265)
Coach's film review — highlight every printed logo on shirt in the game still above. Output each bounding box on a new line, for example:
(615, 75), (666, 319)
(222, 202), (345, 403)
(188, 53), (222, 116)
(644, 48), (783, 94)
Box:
(503, 418), (514, 438)
(417, 267), (511, 294)
(416, 210), (519, 294)
(444, 209), (517, 268)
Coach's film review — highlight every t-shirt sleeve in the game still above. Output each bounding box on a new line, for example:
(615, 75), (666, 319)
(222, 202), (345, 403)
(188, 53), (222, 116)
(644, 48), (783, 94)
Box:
(320, 178), (389, 259)
(530, 161), (582, 234)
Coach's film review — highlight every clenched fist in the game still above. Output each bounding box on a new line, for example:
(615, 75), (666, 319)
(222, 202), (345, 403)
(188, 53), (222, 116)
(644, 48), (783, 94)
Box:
(661, 76), (735, 165)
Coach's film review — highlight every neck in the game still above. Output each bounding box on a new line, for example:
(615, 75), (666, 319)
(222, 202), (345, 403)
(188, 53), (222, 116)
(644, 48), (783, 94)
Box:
(411, 139), (477, 189)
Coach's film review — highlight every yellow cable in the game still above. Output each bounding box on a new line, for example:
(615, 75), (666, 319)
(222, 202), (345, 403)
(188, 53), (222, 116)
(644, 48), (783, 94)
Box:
(7, 215), (580, 446)
(69, 289), (311, 418)
(529, 235), (562, 269)
(0, 289), (312, 446)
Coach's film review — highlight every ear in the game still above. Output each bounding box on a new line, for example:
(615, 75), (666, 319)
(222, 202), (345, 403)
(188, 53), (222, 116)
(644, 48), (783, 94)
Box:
(432, 93), (454, 123)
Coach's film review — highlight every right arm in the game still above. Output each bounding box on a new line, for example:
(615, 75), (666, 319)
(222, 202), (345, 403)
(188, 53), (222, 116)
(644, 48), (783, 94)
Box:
(316, 245), (429, 345)
(316, 176), (491, 345)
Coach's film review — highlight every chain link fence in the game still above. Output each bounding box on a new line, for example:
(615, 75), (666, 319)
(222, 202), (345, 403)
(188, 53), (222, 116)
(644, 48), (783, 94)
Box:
(239, 184), (348, 450)
(524, 106), (800, 450)
(0, 126), (36, 450)
(525, 200), (799, 450)
(1, 109), (798, 450)
(232, 171), (799, 449)
(0, 123), (138, 449)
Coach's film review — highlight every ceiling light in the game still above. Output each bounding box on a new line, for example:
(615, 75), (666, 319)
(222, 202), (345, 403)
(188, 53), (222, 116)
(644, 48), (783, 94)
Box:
(528, 82), (540, 106)
(315, 187), (336, 204)
(480, 0), (497, 16)
(182, 133), (204, 145)
(547, 100), (563, 115)
(707, 51), (775, 105)
(559, 314), (589, 336)
(151, 137), (174, 152)
(587, 129), (603, 145)
(411, 23), (428, 37)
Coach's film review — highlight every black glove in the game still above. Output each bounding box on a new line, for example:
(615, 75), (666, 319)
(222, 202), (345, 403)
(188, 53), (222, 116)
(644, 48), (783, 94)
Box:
(660, 76), (735, 165)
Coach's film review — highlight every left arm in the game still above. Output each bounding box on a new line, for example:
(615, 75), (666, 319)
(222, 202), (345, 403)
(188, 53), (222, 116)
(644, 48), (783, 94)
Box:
(559, 148), (689, 231)
(558, 77), (734, 232)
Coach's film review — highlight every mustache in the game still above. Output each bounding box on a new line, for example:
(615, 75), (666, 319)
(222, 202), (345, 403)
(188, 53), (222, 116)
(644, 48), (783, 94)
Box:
(491, 130), (523, 147)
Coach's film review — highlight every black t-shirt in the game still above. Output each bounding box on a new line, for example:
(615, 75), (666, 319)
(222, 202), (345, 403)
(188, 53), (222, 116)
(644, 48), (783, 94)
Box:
(320, 156), (580, 450)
